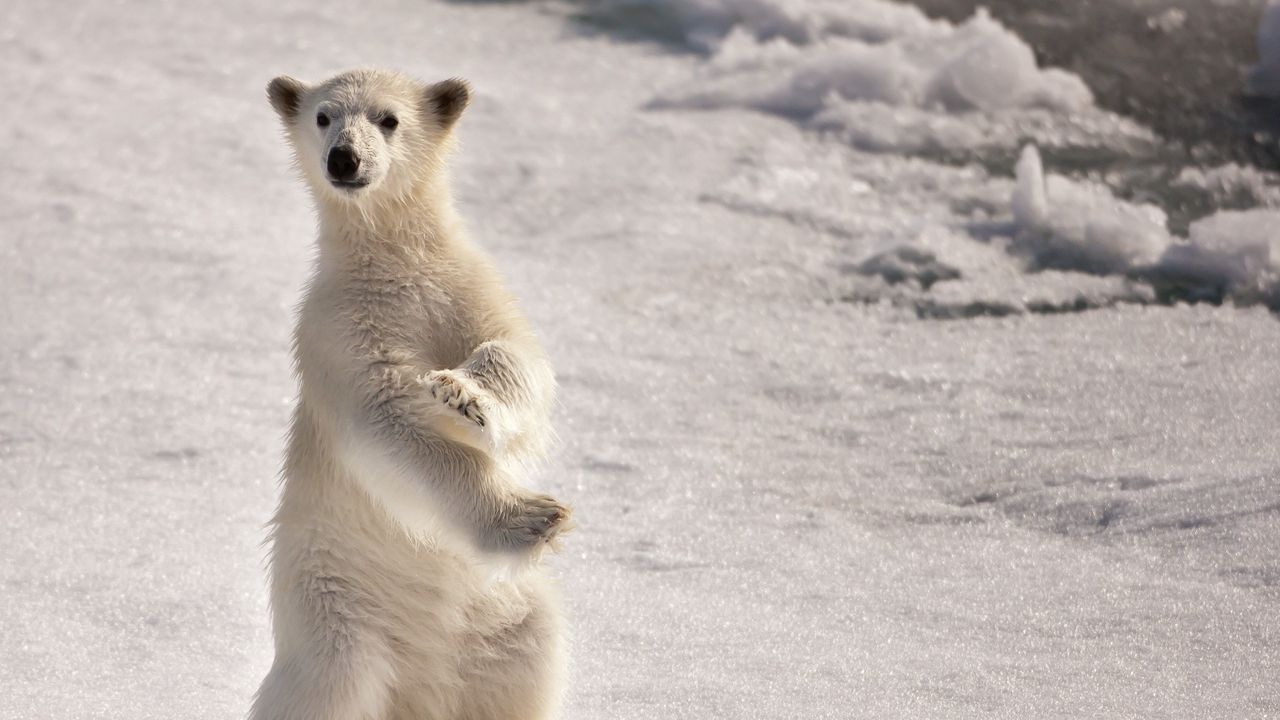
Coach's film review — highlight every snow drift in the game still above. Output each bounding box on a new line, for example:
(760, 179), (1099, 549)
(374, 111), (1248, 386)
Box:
(658, 10), (1090, 116)
(638, 0), (1151, 155)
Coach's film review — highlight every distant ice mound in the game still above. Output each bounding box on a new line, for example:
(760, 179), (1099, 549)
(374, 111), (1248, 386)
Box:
(657, 7), (1090, 114)
(644, 0), (1152, 155)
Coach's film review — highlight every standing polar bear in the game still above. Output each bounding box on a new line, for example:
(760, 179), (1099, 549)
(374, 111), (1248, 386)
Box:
(252, 69), (572, 720)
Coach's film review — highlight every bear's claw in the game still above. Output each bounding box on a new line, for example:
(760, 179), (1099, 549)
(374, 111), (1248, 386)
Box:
(501, 493), (573, 551)
(424, 370), (488, 429)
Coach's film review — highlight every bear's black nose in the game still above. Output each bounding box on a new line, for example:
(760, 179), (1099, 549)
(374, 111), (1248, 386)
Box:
(327, 146), (361, 182)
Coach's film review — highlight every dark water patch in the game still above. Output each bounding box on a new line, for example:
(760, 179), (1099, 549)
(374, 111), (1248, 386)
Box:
(567, 0), (697, 48)
(911, 0), (1280, 168)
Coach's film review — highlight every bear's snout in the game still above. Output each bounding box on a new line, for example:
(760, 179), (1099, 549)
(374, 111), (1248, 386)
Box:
(327, 146), (362, 183)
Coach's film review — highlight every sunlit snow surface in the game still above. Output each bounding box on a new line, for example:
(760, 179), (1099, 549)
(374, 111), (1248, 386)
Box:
(1, 0), (1279, 718)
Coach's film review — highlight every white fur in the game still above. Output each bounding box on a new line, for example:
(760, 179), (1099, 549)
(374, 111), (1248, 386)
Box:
(252, 69), (570, 720)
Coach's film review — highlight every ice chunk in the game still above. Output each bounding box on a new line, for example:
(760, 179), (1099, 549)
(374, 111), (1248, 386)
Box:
(1155, 210), (1280, 307)
(1008, 148), (1280, 309)
(925, 18), (1037, 111)
(1011, 145), (1048, 228)
(1010, 146), (1171, 275)
(1173, 163), (1280, 209)
(923, 10), (1090, 113)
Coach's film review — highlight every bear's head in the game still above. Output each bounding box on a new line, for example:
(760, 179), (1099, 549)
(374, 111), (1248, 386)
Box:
(267, 69), (469, 204)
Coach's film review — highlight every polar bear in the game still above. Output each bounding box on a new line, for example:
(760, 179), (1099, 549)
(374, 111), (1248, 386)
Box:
(251, 69), (572, 720)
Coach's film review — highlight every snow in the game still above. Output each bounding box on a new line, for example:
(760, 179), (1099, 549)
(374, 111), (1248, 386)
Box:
(1157, 209), (1280, 307)
(647, 1), (1153, 158)
(1010, 144), (1049, 229)
(1173, 161), (1280, 209)
(619, 0), (939, 49)
(1010, 145), (1171, 276)
(1006, 146), (1280, 310)
(665, 8), (1092, 114)
(3, 0), (1280, 718)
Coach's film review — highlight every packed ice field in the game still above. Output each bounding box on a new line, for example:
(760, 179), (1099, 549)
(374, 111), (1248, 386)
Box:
(2, 0), (1279, 717)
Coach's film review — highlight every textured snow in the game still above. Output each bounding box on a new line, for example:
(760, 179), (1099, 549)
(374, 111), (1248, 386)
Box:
(1010, 145), (1172, 276)
(3, 0), (1280, 718)
(1157, 209), (1280, 307)
(1173, 161), (1280, 209)
(1008, 146), (1280, 310)
(644, 0), (1153, 157)
(660, 12), (1094, 115)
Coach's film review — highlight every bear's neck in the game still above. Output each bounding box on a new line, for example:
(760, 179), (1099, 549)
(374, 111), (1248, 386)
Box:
(315, 180), (462, 270)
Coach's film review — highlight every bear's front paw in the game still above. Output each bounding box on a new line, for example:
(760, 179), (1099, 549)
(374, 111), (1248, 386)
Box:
(498, 492), (573, 552)
(424, 369), (488, 428)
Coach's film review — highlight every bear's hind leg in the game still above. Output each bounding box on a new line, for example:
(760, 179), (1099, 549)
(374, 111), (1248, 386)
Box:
(250, 621), (396, 720)
(455, 588), (566, 720)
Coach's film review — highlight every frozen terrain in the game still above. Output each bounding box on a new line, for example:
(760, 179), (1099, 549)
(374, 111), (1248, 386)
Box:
(2, 0), (1279, 718)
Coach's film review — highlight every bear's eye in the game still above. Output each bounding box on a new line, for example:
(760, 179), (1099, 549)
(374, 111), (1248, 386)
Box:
(379, 115), (399, 131)
(316, 113), (330, 128)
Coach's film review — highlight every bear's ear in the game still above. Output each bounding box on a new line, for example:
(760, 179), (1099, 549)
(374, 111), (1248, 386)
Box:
(267, 76), (308, 121)
(425, 78), (470, 130)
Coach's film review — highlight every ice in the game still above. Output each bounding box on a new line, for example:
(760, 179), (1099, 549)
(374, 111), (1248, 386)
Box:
(1173, 162), (1280, 209)
(1010, 145), (1171, 275)
(1010, 144), (1048, 228)
(709, 133), (1278, 317)
(1009, 147), (1280, 309)
(1156, 210), (1280, 308)
(656, 9), (1093, 114)
(643, 1), (1150, 158)
(646, 0), (939, 48)
(810, 97), (1154, 156)
(922, 14), (1090, 113)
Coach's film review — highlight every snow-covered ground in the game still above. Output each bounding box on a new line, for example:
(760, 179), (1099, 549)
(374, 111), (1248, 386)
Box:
(2, 0), (1279, 717)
